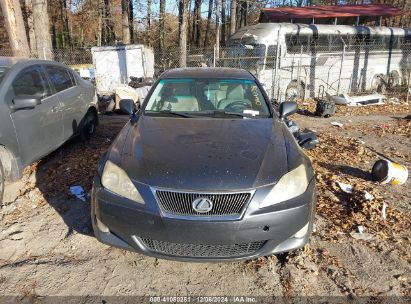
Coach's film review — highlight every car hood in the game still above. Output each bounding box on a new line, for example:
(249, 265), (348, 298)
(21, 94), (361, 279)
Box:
(119, 116), (289, 191)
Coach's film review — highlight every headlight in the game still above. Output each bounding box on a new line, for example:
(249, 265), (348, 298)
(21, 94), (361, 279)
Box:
(101, 160), (144, 204)
(260, 164), (308, 208)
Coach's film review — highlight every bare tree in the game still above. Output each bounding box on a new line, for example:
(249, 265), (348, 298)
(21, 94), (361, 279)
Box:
(192, 0), (202, 47)
(230, 0), (236, 35)
(32, 0), (53, 59)
(146, 0), (152, 46)
(60, 0), (71, 48)
(101, 0), (115, 45)
(221, 0), (226, 45)
(24, 0), (37, 54)
(122, 0), (131, 43)
(128, 0), (134, 43)
(204, 0), (213, 48)
(0, 0), (30, 57)
(159, 0), (165, 52)
(215, 0), (220, 59)
(179, 0), (188, 67)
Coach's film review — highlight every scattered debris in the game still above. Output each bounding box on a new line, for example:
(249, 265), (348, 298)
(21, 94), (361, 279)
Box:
(70, 186), (87, 202)
(364, 191), (374, 201)
(350, 226), (374, 241)
(372, 159), (409, 185)
(327, 92), (385, 106)
(381, 202), (388, 220)
(331, 121), (344, 128)
(315, 98), (336, 117)
(388, 97), (400, 104)
(338, 182), (353, 194)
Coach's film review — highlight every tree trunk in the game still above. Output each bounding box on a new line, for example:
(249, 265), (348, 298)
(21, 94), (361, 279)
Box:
(0, 0), (30, 57)
(215, 0), (220, 60)
(122, 0), (131, 44)
(159, 0), (165, 52)
(32, 0), (53, 59)
(97, 0), (103, 46)
(221, 0), (226, 46)
(179, 0), (188, 67)
(24, 0), (37, 55)
(242, 1), (248, 27)
(193, 0), (201, 47)
(178, 0), (183, 42)
(230, 0), (236, 35)
(236, 0), (240, 31)
(128, 0), (133, 43)
(61, 0), (71, 48)
(102, 0), (115, 45)
(146, 0), (152, 46)
(203, 0), (213, 48)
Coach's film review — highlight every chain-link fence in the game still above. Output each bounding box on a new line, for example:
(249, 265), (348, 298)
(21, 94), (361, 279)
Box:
(1, 40), (410, 101)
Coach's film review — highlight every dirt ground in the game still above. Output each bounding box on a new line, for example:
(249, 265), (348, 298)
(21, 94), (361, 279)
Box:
(0, 101), (410, 300)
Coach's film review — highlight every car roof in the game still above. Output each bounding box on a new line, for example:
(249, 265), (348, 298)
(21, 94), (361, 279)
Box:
(0, 56), (67, 69)
(160, 68), (255, 80)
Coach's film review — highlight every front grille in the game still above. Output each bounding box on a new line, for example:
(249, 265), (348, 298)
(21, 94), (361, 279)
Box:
(155, 190), (252, 217)
(140, 238), (265, 258)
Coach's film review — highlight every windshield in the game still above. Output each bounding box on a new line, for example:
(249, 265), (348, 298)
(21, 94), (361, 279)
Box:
(144, 78), (270, 118)
(0, 67), (9, 84)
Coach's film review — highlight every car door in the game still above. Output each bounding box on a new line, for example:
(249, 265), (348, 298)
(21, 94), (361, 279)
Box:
(9, 65), (64, 166)
(44, 65), (86, 140)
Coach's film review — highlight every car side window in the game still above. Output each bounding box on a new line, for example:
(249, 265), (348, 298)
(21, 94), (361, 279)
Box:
(12, 66), (52, 98)
(45, 66), (75, 92)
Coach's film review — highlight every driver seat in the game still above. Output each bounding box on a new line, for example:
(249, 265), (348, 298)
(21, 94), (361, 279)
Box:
(218, 84), (251, 110)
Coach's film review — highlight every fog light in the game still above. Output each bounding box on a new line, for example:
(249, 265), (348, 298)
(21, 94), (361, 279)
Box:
(96, 217), (109, 233)
(294, 223), (309, 238)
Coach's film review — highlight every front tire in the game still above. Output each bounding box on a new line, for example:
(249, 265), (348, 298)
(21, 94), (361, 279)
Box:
(80, 110), (98, 141)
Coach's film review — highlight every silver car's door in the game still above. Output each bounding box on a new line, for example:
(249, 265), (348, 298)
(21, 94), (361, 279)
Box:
(44, 65), (86, 140)
(9, 65), (64, 166)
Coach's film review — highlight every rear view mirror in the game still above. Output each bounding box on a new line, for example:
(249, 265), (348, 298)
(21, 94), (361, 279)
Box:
(279, 101), (298, 119)
(11, 95), (41, 111)
(120, 99), (137, 115)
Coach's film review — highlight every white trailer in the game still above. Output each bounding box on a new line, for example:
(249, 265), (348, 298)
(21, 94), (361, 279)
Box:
(91, 44), (155, 95)
(228, 23), (411, 101)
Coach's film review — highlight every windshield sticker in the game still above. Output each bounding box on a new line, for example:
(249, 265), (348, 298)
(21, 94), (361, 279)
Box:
(243, 110), (259, 116)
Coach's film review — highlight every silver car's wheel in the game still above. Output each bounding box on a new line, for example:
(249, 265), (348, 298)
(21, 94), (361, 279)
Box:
(80, 111), (98, 141)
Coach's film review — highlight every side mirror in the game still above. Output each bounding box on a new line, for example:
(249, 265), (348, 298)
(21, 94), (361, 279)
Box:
(279, 101), (298, 119)
(11, 95), (41, 111)
(120, 99), (137, 115)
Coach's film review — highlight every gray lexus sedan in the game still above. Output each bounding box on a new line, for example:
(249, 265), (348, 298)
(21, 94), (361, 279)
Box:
(91, 68), (316, 262)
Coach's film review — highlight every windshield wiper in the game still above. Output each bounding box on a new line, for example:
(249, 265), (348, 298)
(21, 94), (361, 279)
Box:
(201, 110), (246, 118)
(145, 110), (194, 118)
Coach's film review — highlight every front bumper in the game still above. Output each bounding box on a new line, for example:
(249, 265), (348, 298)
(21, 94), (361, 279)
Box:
(91, 177), (316, 262)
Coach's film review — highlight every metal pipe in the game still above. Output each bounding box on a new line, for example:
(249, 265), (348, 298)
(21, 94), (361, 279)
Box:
(337, 35), (346, 95)
(272, 29), (280, 100)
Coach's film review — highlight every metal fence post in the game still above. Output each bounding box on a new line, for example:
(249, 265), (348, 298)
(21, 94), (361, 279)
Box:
(213, 45), (216, 68)
(272, 30), (280, 101)
(337, 42), (346, 96)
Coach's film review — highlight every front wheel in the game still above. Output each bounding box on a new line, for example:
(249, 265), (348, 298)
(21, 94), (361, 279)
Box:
(80, 110), (98, 141)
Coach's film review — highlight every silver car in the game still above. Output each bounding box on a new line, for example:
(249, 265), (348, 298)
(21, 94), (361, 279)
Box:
(0, 57), (98, 203)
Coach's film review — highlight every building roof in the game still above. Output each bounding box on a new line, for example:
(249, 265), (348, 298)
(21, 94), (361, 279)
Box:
(161, 68), (254, 80)
(260, 4), (404, 21)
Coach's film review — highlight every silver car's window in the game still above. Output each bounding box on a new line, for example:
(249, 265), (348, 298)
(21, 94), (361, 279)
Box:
(12, 66), (52, 98)
(45, 66), (75, 92)
(145, 78), (270, 117)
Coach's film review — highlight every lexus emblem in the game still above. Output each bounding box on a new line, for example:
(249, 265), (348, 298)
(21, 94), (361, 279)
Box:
(192, 197), (213, 213)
